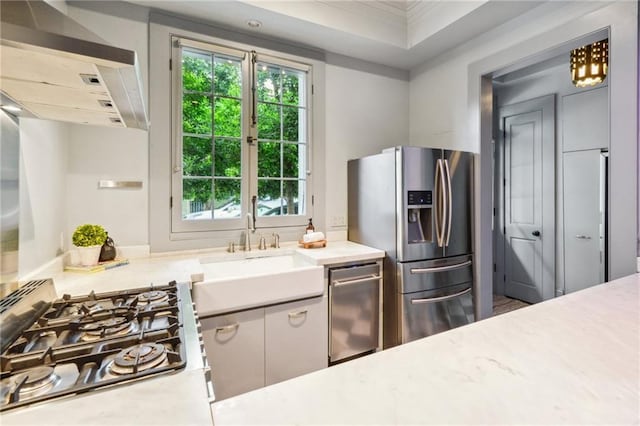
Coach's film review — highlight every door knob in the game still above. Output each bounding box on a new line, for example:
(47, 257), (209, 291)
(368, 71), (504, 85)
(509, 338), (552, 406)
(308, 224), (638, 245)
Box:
(532, 230), (541, 237)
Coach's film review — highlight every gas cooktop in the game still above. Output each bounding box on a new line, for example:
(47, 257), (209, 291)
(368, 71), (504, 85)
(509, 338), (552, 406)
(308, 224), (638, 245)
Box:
(0, 280), (190, 411)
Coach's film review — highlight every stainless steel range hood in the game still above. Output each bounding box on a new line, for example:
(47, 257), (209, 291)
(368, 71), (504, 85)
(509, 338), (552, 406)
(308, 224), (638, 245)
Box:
(0, 1), (148, 129)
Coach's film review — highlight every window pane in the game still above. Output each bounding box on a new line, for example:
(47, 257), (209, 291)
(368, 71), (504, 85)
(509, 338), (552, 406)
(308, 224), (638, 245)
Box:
(176, 42), (311, 231)
(257, 64), (281, 103)
(183, 94), (212, 134)
(214, 138), (241, 178)
(258, 141), (281, 177)
(282, 69), (302, 106)
(214, 56), (241, 97)
(257, 103), (280, 140)
(283, 143), (305, 178)
(183, 50), (212, 93)
(282, 180), (302, 216)
(183, 136), (212, 176)
(282, 106), (301, 142)
(258, 179), (282, 216)
(214, 97), (241, 137)
(183, 178), (212, 220)
(213, 179), (241, 218)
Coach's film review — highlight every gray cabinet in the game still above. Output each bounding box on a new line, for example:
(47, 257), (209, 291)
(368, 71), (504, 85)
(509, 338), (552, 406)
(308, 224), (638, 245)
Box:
(202, 296), (327, 400)
(562, 87), (608, 152)
(563, 149), (606, 293)
(265, 296), (327, 385)
(201, 308), (265, 400)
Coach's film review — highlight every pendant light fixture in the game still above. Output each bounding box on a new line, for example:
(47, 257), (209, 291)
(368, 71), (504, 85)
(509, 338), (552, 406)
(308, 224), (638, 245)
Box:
(570, 39), (608, 87)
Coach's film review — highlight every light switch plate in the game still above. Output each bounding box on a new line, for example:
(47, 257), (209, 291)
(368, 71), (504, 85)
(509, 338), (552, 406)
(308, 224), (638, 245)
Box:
(331, 216), (346, 227)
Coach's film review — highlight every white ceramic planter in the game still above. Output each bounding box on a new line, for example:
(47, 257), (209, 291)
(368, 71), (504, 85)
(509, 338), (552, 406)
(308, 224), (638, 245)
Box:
(77, 245), (102, 266)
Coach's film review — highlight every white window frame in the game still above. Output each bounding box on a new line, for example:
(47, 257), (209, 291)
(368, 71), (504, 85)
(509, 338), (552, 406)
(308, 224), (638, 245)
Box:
(170, 37), (313, 234)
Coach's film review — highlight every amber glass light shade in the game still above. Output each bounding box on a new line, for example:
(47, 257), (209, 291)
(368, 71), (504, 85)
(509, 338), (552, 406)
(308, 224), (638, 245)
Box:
(570, 39), (608, 87)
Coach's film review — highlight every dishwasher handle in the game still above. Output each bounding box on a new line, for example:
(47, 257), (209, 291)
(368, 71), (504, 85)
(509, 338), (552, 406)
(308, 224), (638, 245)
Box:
(332, 274), (381, 287)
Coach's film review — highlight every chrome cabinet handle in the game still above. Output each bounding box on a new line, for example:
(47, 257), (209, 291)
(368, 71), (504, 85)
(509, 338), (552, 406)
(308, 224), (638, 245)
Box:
(288, 310), (308, 319)
(410, 260), (472, 274)
(332, 274), (381, 287)
(575, 235), (592, 239)
(215, 323), (239, 333)
(410, 287), (472, 304)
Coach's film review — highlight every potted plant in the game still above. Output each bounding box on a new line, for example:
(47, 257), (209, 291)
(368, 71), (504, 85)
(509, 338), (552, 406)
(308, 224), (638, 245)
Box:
(72, 224), (107, 266)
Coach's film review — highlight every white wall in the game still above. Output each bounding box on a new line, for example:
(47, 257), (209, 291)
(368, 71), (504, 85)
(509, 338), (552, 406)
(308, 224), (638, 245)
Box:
(18, 118), (68, 276)
(65, 125), (148, 248)
(410, 2), (608, 152)
(324, 64), (409, 232)
(409, 1), (637, 318)
(64, 3), (150, 250)
(66, 4), (149, 103)
(147, 13), (409, 252)
(12, 3), (408, 256)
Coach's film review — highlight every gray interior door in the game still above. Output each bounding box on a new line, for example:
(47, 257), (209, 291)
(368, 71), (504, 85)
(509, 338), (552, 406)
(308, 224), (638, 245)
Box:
(563, 150), (605, 293)
(500, 95), (555, 303)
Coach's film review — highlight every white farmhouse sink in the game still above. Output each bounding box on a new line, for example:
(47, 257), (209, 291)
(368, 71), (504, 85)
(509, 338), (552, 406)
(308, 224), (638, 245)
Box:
(192, 253), (324, 316)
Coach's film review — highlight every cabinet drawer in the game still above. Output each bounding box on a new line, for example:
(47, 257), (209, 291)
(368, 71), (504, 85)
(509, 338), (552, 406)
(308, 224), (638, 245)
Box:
(201, 308), (264, 400)
(264, 296), (327, 386)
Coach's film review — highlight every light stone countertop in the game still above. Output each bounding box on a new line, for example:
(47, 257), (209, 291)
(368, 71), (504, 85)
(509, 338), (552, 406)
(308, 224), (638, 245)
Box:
(1, 240), (384, 425)
(212, 273), (640, 425)
(40, 240), (383, 297)
(1, 369), (212, 426)
(295, 240), (384, 266)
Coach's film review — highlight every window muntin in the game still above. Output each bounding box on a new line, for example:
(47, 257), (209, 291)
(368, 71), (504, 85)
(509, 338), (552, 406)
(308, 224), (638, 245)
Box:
(173, 38), (311, 233)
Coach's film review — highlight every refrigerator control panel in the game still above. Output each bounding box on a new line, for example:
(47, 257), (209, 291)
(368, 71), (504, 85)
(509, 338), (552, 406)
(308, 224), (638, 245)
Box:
(407, 190), (432, 206)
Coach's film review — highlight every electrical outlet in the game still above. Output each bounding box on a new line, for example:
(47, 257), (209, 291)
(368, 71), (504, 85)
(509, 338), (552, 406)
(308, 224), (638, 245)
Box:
(331, 216), (346, 227)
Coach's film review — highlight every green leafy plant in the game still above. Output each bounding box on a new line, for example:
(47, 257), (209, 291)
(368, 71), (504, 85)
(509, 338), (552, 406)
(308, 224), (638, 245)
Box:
(72, 224), (107, 247)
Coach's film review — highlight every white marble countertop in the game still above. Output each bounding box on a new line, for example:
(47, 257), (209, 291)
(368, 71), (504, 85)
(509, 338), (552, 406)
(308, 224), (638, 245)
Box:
(50, 255), (202, 297)
(2, 369), (212, 426)
(212, 274), (640, 425)
(1, 240), (384, 425)
(295, 240), (384, 265)
(43, 240), (383, 297)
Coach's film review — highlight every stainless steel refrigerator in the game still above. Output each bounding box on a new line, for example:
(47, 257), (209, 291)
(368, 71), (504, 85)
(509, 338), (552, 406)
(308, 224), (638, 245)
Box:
(348, 146), (474, 348)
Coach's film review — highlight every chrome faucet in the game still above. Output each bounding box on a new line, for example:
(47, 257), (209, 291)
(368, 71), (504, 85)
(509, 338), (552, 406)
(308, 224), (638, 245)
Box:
(258, 235), (267, 250)
(244, 213), (254, 251)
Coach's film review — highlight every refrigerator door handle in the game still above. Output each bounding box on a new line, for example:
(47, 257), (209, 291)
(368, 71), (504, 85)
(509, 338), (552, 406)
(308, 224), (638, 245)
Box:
(434, 159), (442, 246)
(434, 159), (446, 247)
(444, 158), (453, 246)
(410, 259), (472, 274)
(410, 287), (472, 304)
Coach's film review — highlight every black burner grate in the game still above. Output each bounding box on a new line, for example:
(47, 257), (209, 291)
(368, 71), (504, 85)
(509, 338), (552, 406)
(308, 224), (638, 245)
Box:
(0, 281), (187, 411)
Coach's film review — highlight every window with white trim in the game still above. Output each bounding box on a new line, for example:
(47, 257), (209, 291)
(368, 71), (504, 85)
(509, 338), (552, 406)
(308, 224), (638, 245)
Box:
(171, 37), (312, 233)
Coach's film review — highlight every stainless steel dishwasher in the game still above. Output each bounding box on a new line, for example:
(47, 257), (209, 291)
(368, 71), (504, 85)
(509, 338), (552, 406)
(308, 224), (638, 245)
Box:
(328, 262), (382, 364)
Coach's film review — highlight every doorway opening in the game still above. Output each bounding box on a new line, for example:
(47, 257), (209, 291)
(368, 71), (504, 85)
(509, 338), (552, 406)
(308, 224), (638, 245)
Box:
(488, 29), (610, 311)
